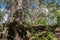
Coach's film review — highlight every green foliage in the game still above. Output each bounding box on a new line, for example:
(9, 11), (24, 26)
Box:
(30, 27), (57, 40)
(0, 25), (3, 31)
(31, 28), (39, 40)
(34, 18), (48, 26)
(0, 11), (5, 21)
(47, 32), (58, 40)
(40, 31), (57, 40)
(56, 9), (60, 26)
(22, 0), (58, 26)
(41, 36), (48, 40)
(31, 28), (35, 34)
(32, 34), (39, 40)
(57, 16), (60, 26)
(45, 26), (52, 31)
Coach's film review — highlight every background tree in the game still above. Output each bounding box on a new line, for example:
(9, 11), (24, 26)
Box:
(0, 0), (60, 40)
